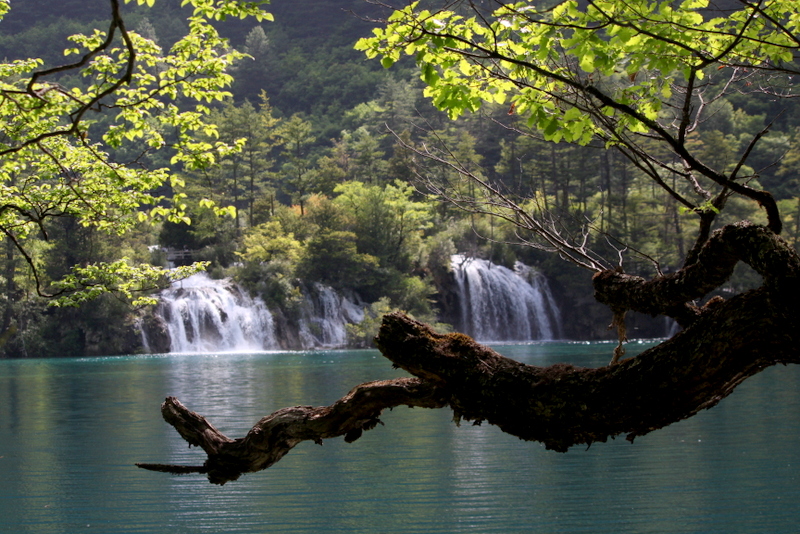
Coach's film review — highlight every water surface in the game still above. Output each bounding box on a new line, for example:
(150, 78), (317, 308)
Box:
(1, 342), (799, 533)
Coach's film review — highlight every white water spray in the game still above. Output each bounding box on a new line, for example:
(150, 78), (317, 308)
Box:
(297, 283), (364, 349)
(451, 254), (561, 341)
(153, 273), (277, 352)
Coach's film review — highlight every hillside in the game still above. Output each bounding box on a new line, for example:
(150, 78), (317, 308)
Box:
(0, 0), (798, 357)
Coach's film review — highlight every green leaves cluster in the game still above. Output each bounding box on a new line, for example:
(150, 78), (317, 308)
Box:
(0, 0), (271, 305)
(180, 0), (273, 22)
(354, 0), (800, 270)
(52, 261), (208, 307)
(357, 0), (800, 143)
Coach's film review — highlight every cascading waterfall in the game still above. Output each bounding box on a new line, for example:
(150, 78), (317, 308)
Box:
(144, 257), (559, 352)
(144, 274), (366, 352)
(451, 254), (562, 341)
(297, 283), (364, 349)
(152, 273), (277, 352)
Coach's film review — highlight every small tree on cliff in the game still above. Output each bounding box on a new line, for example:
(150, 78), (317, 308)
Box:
(138, 0), (800, 484)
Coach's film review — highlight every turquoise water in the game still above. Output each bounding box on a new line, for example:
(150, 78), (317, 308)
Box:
(1, 342), (799, 533)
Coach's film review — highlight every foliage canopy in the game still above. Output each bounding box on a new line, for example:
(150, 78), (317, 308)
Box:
(0, 0), (271, 305)
(357, 0), (799, 269)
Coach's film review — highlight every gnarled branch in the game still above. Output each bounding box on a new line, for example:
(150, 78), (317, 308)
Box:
(592, 222), (800, 326)
(137, 378), (448, 484)
(140, 290), (798, 484)
(139, 221), (799, 485)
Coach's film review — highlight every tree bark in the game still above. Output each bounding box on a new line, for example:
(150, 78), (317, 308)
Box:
(592, 222), (800, 326)
(138, 222), (800, 485)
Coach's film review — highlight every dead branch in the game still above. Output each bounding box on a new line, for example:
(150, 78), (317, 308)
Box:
(140, 279), (798, 484)
(137, 378), (448, 484)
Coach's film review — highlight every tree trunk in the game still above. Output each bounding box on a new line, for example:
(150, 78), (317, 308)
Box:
(138, 222), (800, 485)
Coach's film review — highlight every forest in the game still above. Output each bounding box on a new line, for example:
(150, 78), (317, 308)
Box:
(0, 0), (798, 358)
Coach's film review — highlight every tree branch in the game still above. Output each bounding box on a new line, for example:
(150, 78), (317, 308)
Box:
(0, 0), (136, 158)
(138, 221), (799, 484)
(592, 222), (800, 324)
(141, 285), (799, 484)
(137, 378), (448, 484)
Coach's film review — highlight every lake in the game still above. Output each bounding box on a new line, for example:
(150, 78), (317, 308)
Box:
(1, 342), (799, 533)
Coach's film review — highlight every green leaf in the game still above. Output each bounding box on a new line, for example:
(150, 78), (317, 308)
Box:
(579, 51), (596, 73)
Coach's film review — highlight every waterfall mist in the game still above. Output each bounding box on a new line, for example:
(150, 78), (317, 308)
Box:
(149, 273), (278, 353)
(451, 254), (562, 342)
(297, 283), (364, 349)
(143, 274), (365, 353)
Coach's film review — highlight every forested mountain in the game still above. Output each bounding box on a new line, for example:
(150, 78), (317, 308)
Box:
(0, 0), (798, 357)
(0, 0), (389, 132)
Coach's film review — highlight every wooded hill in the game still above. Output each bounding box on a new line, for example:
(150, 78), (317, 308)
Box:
(0, 0), (798, 357)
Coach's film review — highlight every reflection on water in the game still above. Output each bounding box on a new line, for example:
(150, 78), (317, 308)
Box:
(1, 343), (799, 533)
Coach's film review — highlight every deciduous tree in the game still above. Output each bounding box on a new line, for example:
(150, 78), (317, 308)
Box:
(0, 0), (272, 307)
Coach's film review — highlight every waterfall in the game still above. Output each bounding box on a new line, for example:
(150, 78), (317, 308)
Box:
(451, 254), (562, 341)
(297, 283), (364, 349)
(143, 274), (366, 352)
(144, 257), (559, 351)
(150, 273), (277, 352)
